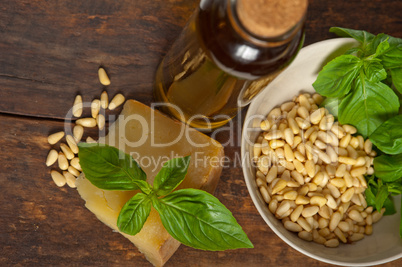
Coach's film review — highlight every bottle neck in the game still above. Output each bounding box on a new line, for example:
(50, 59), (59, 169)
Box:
(228, 0), (308, 46)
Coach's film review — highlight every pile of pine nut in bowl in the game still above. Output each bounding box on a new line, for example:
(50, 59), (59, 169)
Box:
(241, 38), (402, 266)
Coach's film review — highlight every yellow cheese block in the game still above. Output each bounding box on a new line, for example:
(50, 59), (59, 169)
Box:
(76, 100), (224, 267)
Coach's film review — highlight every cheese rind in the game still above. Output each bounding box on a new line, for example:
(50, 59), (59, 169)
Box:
(76, 100), (224, 266)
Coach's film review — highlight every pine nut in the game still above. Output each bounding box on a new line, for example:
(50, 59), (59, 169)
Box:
(341, 188), (355, 203)
(338, 221), (350, 232)
(354, 156), (366, 167)
(365, 225), (373, 235)
(72, 95), (83, 117)
(100, 91), (109, 109)
(283, 128), (294, 146)
(346, 145), (358, 159)
(325, 194), (337, 210)
(260, 119), (271, 131)
(312, 172), (324, 185)
(290, 205), (304, 222)
(98, 67), (111, 86)
(329, 211), (342, 231)
(288, 117), (300, 134)
(270, 140), (285, 149)
(298, 185), (309, 196)
(338, 156), (357, 165)
(284, 221), (303, 232)
(51, 170), (66, 187)
(325, 238), (339, 248)
(340, 134), (351, 148)
(348, 233), (364, 242)
(312, 93), (323, 105)
(46, 149), (58, 167)
(284, 144), (295, 162)
(86, 136), (97, 143)
(284, 190), (298, 200)
(318, 205), (331, 219)
(73, 125), (84, 142)
(349, 137), (359, 149)
(310, 108), (325, 124)
(58, 152), (69, 170)
(68, 166), (81, 177)
(319, 116), (327, 131)
(372, 208), (385, 223)
(264, 130), (283, 140)
(70, 157), (82, 171)
(295, 117), (311, 129)
(60, 143), (74, 160)
(350, 166), (366, 177)
(266, 166), (278, 183)
(276, 200), (291, 217)
(299, 94), (311, 110)
(310, 196), (327, 208)
(261, 140), (270, 155)
(302, 206), (319, 217)
(48, 131), (65, 145)
(259, 186), (271, 203)
(97, 114), (106, 130)
(305, 160), (315, 178)
(335, 164), (346, 177)
(66, 135), (79, 154)
(293, 136), (302, 148)
(76, 117), (97, 127)
(331, 124), (345, 139)
(295, 195), (310, 205)
(314, 140), (326, 150)
(330, 178), (346, 188)
(297, 217), (312, 232)
(343, 124), (357, 134)
(313, 235), (326, 245)
(253, 143), (262, 159)
(268, 199), (278, 214)
(281, 101), (295, 112)
(309, 131), (318, 144)
(298, 231), (313, 241)
(348, 209), (364, 223)
(109, 93), (125, 110)
(318, 218), (329, 229)
(272, 179), (287, 194)
(297, 106), (309, 119)
(63, 171), (77, 188)
(91, 99), (101, 118)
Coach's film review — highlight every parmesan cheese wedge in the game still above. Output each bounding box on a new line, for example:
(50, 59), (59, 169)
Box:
(76, 100), (224, 266)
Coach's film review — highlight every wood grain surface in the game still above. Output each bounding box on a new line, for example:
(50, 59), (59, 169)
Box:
(0, 0), (401, 266)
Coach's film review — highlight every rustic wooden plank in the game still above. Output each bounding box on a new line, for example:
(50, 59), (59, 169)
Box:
(0, 0), (401, 119)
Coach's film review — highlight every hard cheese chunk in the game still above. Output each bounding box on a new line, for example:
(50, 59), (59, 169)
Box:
(76, 100), (224, 267)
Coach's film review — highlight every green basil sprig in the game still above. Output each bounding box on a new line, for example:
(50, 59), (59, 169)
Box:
(78, 143), (253, 250)
(313, 27), (402, 237)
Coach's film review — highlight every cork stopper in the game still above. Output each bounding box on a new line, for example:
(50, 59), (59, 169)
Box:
(236, 0), (308, 38)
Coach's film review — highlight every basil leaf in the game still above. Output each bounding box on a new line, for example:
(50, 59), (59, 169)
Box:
(390, 68), (402, 94)
(320, 97), (340, 118)
(380, 44), (402, 69)
(374, 38), (390, 57)
(374, 154), (402, 182)
(117, 193), (152, 235)
(338, 75), (399, 137)
(330, 27), (375, 51)
(153, 156), (191, 196)
(365, 186), (377, 207)
(370, 115), (402, 155)
(375, 185), (389, 212)
(312, 55), (362, 98)
(152, 188), (253, 250)
(78, 143), (151, 193)
(383, 195), (396, 215)
(363, 59), (387, 83)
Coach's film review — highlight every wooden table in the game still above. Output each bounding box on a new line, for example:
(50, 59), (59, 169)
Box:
(1, 0), (401, 266)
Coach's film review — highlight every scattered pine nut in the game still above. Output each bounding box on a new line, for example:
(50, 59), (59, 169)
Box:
(91, 99), (101, 118)
(60, 143), (74, 160)
(73, 125), (84, 142)
(100, 91), (109, 109)
(48, 131), (64, 145)
(86, 136), (97, 143)
(98, 67), (111, 86)
(63, 171), (77, 188)
(70, 157), (82, 171)
(96, 114), (105, 130)
(66, 135), (79, 154)
(51, 170), (66, 187)
(58, 152), (69, 170)
(109, 93), (125, 110)
(68, 166), (81, 177)
(76, 118), (97, 127)
(72, 95), (83, 117)
(46, 149), (58, 167)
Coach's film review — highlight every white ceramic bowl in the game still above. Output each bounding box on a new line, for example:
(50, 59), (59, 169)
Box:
(241, 38), (402, 266)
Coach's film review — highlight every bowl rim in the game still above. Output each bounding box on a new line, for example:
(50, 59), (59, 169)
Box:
(240, 37), (402, 266)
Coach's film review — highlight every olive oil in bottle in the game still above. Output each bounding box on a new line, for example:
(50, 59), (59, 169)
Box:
(154, 0), (308, 130)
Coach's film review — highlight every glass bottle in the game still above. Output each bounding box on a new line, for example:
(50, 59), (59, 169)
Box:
(154, 0), (308, 130)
